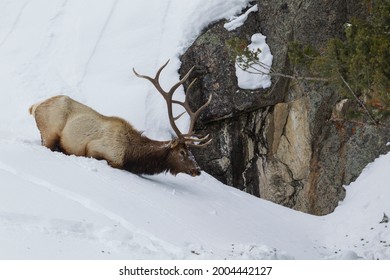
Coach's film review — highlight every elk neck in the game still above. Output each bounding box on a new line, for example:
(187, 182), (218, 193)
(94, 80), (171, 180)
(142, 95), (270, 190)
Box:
(122, 134), (173, 175)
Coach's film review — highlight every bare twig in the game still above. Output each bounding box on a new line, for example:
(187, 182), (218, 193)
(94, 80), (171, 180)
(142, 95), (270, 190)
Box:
(236, 61), (330, 82)
(339, 73), (378, 124)
(237, 54), (380, 125)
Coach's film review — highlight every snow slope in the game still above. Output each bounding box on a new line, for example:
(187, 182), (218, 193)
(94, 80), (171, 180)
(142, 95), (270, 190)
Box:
(0, 0), (389, 260)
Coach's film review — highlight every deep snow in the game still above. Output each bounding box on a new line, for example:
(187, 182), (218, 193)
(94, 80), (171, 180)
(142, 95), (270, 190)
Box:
(0, 0), (389, 260)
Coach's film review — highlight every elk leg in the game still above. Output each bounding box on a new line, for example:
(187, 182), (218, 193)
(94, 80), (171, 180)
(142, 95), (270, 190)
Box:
(41, 133), (60, 151)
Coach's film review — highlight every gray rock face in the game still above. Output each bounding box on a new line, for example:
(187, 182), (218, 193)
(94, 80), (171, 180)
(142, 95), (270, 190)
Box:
(180, 1), (390, 215)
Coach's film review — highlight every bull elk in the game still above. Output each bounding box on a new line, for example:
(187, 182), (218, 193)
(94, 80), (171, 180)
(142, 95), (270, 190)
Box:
(29, 60), (212, 176)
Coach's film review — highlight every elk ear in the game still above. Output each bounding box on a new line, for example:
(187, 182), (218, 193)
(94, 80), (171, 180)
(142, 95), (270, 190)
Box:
(169, 138), (180, 148)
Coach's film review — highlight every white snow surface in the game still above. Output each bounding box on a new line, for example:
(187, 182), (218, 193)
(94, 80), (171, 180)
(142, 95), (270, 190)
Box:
(0, 0), (390, 260)
(224, 4), (258, 31)
(224, 4), (273, 90)
(235, 33), (273, 90)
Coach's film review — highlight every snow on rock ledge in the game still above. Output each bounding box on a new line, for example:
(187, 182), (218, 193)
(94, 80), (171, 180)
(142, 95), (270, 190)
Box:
(235, 33), (273, 90)
(224, 4), (258, 31)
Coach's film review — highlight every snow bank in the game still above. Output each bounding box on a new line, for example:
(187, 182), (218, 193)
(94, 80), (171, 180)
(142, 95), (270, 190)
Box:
(224, 4), (258, 31)
(0, 0), (389, 260)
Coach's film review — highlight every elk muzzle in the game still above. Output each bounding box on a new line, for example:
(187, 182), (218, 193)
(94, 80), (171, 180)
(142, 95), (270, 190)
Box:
(188, 167), (201, 177)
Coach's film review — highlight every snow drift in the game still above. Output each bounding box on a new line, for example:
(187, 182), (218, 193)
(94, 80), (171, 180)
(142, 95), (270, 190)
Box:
(0, 0), (389, 260)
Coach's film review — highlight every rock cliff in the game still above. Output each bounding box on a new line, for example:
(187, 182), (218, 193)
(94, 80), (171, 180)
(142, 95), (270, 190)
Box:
(180, 0), (390, 215)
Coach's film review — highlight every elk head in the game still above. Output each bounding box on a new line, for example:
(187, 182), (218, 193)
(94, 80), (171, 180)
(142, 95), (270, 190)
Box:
(133, 60), (212, 176)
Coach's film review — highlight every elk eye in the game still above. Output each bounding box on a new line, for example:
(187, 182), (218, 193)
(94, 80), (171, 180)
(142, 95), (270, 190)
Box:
(180, 150), (186, 158)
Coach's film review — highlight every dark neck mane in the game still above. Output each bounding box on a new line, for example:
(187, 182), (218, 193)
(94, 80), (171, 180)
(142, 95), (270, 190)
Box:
(123, 135), (172, 175)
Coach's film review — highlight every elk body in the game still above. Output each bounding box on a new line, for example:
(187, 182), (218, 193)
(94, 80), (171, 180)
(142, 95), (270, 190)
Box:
(29, 61), (212, 176)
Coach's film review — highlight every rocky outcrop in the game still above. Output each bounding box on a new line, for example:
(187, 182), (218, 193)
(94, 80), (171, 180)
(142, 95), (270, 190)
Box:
(180, 0), (390, 215)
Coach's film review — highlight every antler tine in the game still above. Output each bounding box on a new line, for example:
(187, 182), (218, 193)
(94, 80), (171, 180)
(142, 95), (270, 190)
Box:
(186, 77), (198, 93)
(186, 94), (212, 135)
(155, 59), (170, 83)
(133, 60), (212, 146)
(184, 134), (210, 143)
(132, 59), (170, 97)
(175, 90), (212, 147)
(172, 77), (198, 122)
(186, 137), (213, 148)
(173, 111), (186, 121)
(170, 73), (212, 145)
(168, 65), (196, 97)
(133, 60), (192, 139)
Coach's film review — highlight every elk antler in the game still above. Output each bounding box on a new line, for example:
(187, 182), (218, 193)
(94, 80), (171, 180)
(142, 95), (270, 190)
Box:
(133, 60), (212, 147)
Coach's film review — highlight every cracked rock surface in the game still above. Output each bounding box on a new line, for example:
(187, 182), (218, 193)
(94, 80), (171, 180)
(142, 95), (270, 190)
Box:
(181, 0), (390, 215)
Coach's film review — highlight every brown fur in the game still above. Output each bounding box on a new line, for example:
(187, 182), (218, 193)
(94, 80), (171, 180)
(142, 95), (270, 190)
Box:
(29, 95), (201, 176)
